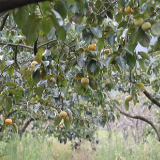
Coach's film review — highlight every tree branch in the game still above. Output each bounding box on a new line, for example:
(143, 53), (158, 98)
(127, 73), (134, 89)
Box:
(0, 12), (9, 31)
(143, 90), (160, 108)
(0, 0), (48, 13)
(7, 109), (17, 117)
(14, 46), (20, 70)
(20, 117), (38, 137)
(37, 40), (57, 48)
(0, 40), (57, 50)
(0, 42), (33, 49)
(116, 107), (160, 141)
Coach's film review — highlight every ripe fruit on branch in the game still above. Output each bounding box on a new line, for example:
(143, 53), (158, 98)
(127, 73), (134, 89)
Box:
(134, 18), (144, 27)
(141, 22), (151, 31)
(31, 61), (38, 68)
(5, 119), (12, 125)
(88, 44), (96, 51)
(81, 78), (89, 85)
(59, 111), (68, 119)
(125, 95), (132, 101)
(104, 49), (110, 54)
(124, 6), (134, 14)
(60, 125), (63, 129)
(94, 90), (97, 93)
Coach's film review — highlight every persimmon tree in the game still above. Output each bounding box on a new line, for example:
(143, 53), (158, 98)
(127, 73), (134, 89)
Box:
(0, 0), (160, 143)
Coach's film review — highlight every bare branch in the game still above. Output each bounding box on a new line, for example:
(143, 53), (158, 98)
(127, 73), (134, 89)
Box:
(37, 40), (57, 48)
(20, 117), (38, 137)
(14, 46), (20, 70)
(143, 90), (160, 108)
(116, 107), (160, 141)
(0, 42), (33, 49)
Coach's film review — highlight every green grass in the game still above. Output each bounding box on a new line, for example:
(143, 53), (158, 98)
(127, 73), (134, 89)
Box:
(0, 130), (160, 160)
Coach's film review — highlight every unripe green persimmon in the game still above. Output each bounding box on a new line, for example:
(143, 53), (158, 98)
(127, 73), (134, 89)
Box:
(125, 95), (132, 101)
(81, 78), (89, 85)
(134, 18), (144, 27)
(141, 22), (151, 31)
(59, 111), (68, 119)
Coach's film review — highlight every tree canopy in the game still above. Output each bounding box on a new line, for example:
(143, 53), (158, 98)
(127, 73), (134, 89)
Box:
(0, 0), (160, 143)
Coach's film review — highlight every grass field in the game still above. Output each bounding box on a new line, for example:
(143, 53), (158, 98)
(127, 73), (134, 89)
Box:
(0, 130), (160, 160)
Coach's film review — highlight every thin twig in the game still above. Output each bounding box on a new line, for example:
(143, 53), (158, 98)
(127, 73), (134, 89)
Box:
(0, 42), (33, 49)
(14, 46), (20, 70)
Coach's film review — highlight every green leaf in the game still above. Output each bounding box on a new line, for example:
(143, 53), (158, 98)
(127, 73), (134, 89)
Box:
(41, 19), (53, 35)
(140, 1), (149, 14)
(139, 59), (146, 71)
(79, 119), (84, 127)
(116, 54), (127, 69)
(125, 100), (129, 111)
(99, 116), (107, 128)
(68, 0), (74, 5)
(138, 51), (150, 60)
(97, 36), (105, 51)
(118, 0), (125, 7)
(118, 21), (127, 29)
(87, 62), (100, 78)
(89, 78), (97, 90)
(131, 28), (144, 44)
(54, 0), (67, 19)
(64, 22), (71, 31)
(22, 15), (42, 44)
(124, 47), (133, 55)
(54, 116), (62, 126)
(39, 1), (50, 14)
(75, 0), (86, 10)
(0, 95), (4, 105)
(151, 21), (160, 36)
(107, 11), (113, 19)
(88, 60), (97, 73)
(4, 97), (12, 112)
(75, 81), (85, 94)
(57, 26), (66, 42)
(32, 70), (41, 83)
(24, 87), (30, 97)
(139, 32), (150, 47)
(107, 33), (116, 47)
(64, 119), (70, 130)
(126, 53), (136, 70)
(116, 13), (122, 23)
(75, 24), (86, 33)
(13, 6), (28, 28)
(51, 9), (63, 26)
(82, 29), (94, 44)
(90, 26), (102, 38)
(47, 27), (56, 40)
(104, 55), (116, 68)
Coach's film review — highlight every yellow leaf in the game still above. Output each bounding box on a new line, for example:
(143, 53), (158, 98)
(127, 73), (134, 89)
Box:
(38, 48), (45, 55)
(34, 53), (42, 64)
